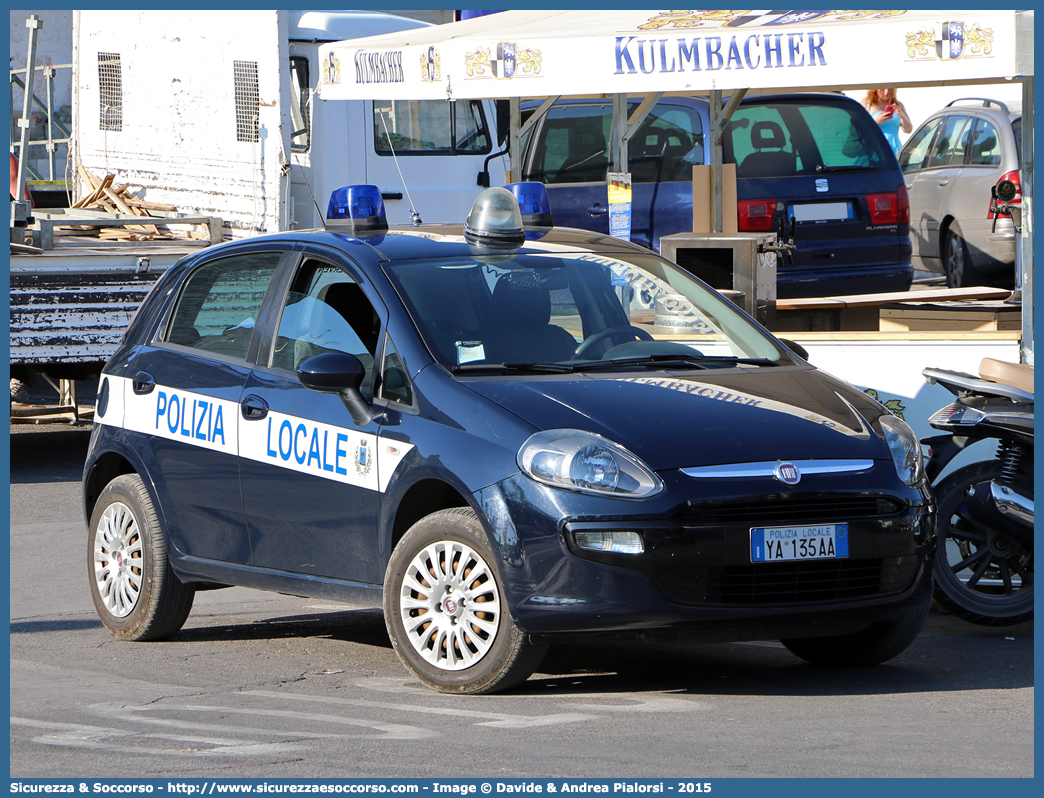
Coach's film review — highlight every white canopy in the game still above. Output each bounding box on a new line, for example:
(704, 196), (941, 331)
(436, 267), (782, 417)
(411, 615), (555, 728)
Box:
(317, 8), (1035, 363)
(317, 9), (1031, 102)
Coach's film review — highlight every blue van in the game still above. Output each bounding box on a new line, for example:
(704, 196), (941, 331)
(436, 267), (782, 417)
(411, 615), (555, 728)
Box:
(521, 93), (913, 298)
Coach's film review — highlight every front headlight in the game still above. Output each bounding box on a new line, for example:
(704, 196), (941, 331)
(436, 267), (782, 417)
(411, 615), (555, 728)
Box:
(517, 429), (663, 498)
(879, 414), (925, 486)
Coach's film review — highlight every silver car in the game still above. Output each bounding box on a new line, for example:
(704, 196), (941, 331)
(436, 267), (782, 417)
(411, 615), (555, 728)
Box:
(898, 98), (1022, 287)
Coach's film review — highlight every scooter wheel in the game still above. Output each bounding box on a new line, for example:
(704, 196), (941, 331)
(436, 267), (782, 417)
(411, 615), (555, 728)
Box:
(932, 461), (1033, 626)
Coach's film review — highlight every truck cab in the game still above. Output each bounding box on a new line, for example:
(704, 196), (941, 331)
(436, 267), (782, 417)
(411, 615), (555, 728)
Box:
(287, 11), (507, 230)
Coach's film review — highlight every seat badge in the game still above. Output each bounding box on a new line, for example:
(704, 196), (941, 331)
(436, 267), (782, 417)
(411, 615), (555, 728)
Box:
(815, 178), (829, 193)
(774, 462), (801, 485)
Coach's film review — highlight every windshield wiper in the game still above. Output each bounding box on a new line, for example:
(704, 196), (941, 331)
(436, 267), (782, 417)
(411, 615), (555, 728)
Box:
(572, 353), (779, 372)
(815, 164), (875, 173)
(450, 361), (576, 374)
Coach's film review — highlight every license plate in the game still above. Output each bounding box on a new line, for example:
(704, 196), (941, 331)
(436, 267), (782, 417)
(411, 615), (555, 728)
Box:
(750, 523), (849, 563)
(789, 202), (852, 223)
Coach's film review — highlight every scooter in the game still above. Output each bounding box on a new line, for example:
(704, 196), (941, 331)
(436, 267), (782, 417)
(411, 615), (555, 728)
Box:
(921, 357), (1033, 625)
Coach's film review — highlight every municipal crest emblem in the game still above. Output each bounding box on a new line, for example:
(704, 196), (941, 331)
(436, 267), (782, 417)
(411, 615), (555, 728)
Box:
(638, 9), (905, 30)
(936, 21), (965, 61)
(727, 11), (830, 28)
(492, 42), (516, 79)
(420, 46), (441, 83)
(323, 52), (341, 85)
(355, 439), (373, 478)
(906, 20), (993, 61)
(464, 43), (542, 79)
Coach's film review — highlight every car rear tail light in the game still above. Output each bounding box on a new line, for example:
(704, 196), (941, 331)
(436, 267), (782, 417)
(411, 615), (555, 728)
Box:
(988, 170), (1021, 219)
(738, 199), (776, 231)
(866, 185), (909, 225)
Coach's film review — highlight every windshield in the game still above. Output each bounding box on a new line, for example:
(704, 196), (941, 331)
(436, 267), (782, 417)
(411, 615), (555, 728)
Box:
(384, 248), (784, 372)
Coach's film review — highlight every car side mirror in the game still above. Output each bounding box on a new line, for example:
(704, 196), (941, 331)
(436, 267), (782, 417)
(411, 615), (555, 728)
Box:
(297, 352), (373, 426)
(777, 338), (809, 361)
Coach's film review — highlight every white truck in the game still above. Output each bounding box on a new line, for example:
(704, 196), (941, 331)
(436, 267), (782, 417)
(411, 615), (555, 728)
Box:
(11, 10), (509, 420)
(72, 10), (509, 234)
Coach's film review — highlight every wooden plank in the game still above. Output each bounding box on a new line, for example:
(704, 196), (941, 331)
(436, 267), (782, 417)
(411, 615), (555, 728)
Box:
(124, 199), (178, 212)
(101, 187), (160, 234)
(780, 330), (1021, 342)
(776, 286), (1012, 311)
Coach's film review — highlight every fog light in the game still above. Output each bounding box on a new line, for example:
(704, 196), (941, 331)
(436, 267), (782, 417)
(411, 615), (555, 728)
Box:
(573, 530), (643, 555)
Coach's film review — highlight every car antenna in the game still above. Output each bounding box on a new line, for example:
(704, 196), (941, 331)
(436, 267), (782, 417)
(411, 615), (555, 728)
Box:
(377, 107), (423, 225)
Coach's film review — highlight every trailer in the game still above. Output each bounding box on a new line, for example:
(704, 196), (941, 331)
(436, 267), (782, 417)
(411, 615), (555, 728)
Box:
(10, 210), (222, 423)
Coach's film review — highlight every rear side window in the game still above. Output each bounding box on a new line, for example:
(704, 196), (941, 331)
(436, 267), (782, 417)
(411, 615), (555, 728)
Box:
(165, 253), (282, 361)
(525, 102), (704, 185)
(629, 105), (704, 182)
(725, 101), (891, 178)
(968, 118), (1002, 166)
(526, 104), (612, 184)
(1011, 118), (1022, 165)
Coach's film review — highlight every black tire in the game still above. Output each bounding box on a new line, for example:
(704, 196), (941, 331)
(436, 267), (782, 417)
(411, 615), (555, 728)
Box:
(383, 508), (548, 694)
(932, 461), (1033, 626)
(943, 228), (978, 288)
(780, 594), (931, 667)
(87, 473), (195, 641)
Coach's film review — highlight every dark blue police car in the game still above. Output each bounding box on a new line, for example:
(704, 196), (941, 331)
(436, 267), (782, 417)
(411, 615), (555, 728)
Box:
(84, 185), (935, 694)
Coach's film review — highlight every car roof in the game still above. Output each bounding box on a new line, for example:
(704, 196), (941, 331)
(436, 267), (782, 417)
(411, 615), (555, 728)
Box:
(203, 224), (659, 264)
(932, 97), (1021, 122)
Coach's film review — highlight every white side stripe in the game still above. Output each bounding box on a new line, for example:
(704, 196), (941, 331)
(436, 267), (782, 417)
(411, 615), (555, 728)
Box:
(96, 374), (412, 493)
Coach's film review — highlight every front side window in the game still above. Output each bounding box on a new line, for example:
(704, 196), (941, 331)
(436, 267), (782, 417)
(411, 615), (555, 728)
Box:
(289, 56), (310, 153)
(926, 115), (971, 168)
(380, 338), (413, 406)
(164, 252), (282, 361)
(271, 260), (381, 396)
(373, 99), (491, 155)
(899, 118), (942, 173)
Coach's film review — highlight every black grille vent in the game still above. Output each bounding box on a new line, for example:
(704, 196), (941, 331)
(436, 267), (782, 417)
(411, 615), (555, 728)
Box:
(656, 555), (919, 606)
(674, 495), (904, 527)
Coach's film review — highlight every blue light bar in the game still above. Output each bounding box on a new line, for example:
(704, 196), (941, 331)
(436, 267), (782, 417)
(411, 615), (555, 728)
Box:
(326, 185), (388, 234)
(506, 182), (554, 227)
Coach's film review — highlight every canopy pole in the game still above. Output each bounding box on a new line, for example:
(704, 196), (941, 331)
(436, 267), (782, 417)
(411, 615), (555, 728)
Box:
(509, 97), (521, 182)
(1020, 76), (1034, 366)
(709, 90), (723, 233)
(611, 94), (627, 173)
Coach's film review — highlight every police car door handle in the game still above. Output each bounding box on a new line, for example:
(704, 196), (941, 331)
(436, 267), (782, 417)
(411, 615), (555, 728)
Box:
(132, 372), (155, 395)
(241, 395), (269, 421)
(588, 204), (608, 216)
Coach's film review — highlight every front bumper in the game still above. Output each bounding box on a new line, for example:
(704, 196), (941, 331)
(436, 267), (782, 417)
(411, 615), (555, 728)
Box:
(477, 467), (935, 640)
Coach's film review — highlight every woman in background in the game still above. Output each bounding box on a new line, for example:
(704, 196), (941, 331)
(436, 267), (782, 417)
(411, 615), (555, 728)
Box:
(862, 87), (912, 154)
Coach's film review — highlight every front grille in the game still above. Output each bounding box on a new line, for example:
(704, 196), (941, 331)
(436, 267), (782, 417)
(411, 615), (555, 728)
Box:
(656, 555), (919, 606)
(674, 495), (904, 527)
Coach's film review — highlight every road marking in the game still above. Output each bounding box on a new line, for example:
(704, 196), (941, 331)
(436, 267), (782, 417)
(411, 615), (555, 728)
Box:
(244, 690), (601, 729)
(560, 694), (711, 714)
(89, 701), (436, 740)
(11, 716), (306, 757)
